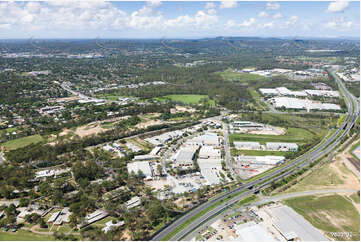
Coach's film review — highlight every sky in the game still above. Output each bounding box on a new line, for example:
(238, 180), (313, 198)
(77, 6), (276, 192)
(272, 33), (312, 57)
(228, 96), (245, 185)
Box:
(0, 0), (359, 39)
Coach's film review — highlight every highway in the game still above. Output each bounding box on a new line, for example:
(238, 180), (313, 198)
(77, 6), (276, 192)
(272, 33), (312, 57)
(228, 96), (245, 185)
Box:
(150, 68), (359, 241)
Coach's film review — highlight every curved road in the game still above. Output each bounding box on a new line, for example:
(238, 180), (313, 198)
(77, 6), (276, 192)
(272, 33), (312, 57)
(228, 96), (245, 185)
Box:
(151, 68), (359, 241)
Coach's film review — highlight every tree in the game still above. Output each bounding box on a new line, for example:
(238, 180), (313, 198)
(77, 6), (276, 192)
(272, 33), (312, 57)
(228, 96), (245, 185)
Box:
(156, 164), (163, 176)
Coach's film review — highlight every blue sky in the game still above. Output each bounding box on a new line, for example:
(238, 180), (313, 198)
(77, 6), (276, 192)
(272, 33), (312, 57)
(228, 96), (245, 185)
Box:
(0, 1), (359, 39)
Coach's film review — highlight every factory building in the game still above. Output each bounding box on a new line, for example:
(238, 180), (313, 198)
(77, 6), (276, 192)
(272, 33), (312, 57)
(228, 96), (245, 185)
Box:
(266, 142), (298, 152)
(270, 97), (341, 110)
(186, 132), (220, 147)
(174, 147), (197, 167)
(235, 155), (285, 166)
(127, 161), (153, 178)
(234, 141), (262, 150)
(197, 158), (223, 185)
(198, 146), (221, 159)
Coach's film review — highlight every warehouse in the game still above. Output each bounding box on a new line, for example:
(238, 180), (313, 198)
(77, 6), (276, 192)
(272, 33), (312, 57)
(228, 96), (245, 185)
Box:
(186, 132), (220, 147)
(259, 88), (279, 96)
(276, 87), (307, 97)
(174, 147), (197, 167)
(267, 205), (328, 241)
(126, 196), (141, 209)
(150, 146), (162, 156)
(305, 89), (339, 97)
(235, 155), (285, 165)
(133, 154), (158, 161)
(266, 142), (298, 152)
(235, 222), (275, 241)
(260, 87), (339, 98)
(125, 142), (142, 152)
(198, 146), (221, 159)
(232, 121), (263, 128)
(127, 161), (153, 178)
(270, 97), (341, 110)
(197, 158), (223, 185)
(234, 141), (262, 150)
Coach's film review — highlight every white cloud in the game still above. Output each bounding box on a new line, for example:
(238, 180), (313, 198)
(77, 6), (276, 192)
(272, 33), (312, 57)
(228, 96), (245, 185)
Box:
(207, 8), (217, 15)
(225, 18), (256, 29)
(326, 17), (352, 29)
(239, 18), (256, 27)
(147, 0), (162, 8)
(220, 0), (237, 9)
(266, 2), (280, 10)
(327, 1), (349, 13)
(225, 20), (236, 29)
(205, 2), (216, 9)
(0, 1), (221, 33)
(258, 11), (268, 17)
(285, 15), (298, 26)
(272, 13), (282, 19)
(263, 22), (274, 28)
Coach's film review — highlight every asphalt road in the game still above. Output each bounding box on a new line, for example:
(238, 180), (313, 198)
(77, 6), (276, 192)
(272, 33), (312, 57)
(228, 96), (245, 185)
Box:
(151, 69), (359, 241)
(254, 188), (359, 205)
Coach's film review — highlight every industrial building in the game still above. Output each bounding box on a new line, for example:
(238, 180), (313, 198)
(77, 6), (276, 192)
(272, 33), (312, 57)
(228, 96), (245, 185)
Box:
(270, 97), (341, 111)
(145, 130), (184, 146)
(232, 121), (263, 128)
(173, 147), (197, 167)
(234, 141), (262, 150)
(260, 87), (339, 98)
(197, 158), (223, 185)
(266, 142), (298, 152)
(125, 142), (142, 153)
(186, 132), (220, 147)
(235, 222), (275, 241)
(150, 146), (162, 156)
(235, 155), (285, 166)
(198, 146), (221, 159)
(266, 205), (328, 241)
(126, 196), (141, 209)
(102, 220), (125, 233)
(80, 209), (108, 228)
(133, 154), (158, 161)
(305, 89), (339, 97)
(127, 161), (153, 178)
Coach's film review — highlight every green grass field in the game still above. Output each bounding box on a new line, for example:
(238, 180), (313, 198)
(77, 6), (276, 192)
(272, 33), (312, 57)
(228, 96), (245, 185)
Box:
(0, 230), (55, 241)
(217, 68), (269, 82)
(154, 94), (215, 106)
(0, 134), (44, 150)
(350, 192), (360, 204)
(95, 94), (126, 101)
(230, 127), (315, 145)
(247, 87), (268, 111)
(284, 195), (360, 241)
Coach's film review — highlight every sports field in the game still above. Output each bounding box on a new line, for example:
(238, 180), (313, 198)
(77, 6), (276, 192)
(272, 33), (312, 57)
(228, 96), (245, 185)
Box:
(0, 230), (55, 241)
(0, 134), (44, 150)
